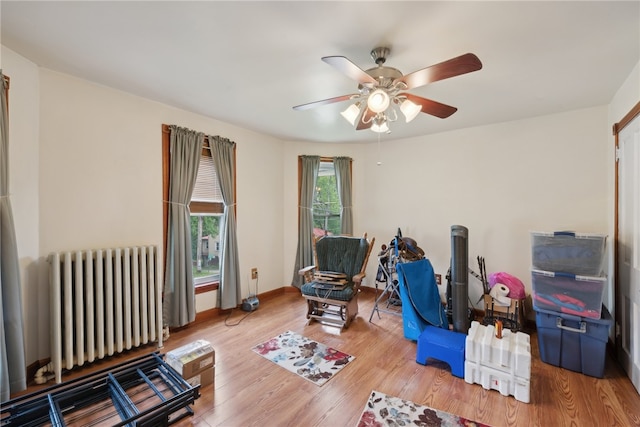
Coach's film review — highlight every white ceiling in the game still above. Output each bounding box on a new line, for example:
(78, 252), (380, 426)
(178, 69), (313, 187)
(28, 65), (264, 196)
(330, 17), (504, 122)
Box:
(1, 1), (639, 144)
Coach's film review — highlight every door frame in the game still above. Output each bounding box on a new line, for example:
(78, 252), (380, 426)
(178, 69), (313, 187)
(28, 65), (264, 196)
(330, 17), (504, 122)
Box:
(612, 100), (640, 362)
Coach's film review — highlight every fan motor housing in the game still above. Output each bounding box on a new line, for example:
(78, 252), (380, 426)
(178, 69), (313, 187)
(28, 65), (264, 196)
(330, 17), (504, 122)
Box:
(363, 66), (402, 89)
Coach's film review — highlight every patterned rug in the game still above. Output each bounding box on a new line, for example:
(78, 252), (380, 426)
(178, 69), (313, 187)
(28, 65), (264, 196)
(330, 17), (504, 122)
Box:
(251, 330), (354, 386)
(357, 390), (491, 427)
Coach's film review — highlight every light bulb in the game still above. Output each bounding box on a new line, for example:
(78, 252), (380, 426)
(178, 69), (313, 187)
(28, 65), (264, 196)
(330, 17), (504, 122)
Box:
(367, 89), (390, 113)
(400, 99), (421, 123)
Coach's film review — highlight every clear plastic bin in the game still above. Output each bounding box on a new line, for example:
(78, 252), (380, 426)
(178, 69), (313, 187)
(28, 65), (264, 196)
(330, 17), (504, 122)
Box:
(531, 269), (606, 319)
(531, 231), (606, 276)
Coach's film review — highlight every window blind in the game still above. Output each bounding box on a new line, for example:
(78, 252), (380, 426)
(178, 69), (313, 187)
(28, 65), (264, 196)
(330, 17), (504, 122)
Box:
(192, 152), (223, 203)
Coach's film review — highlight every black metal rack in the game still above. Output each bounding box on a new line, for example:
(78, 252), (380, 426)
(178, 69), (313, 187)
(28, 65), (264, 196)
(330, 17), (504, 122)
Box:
(1, 352), (201, 427)
(482, 295), (523, 332)
(369, 244), (403, 322)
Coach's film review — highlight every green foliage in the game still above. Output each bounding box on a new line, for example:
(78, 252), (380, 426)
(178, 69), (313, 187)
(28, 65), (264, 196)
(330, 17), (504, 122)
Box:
(190, 215), (220, 255)
(313, 174), (341, 235)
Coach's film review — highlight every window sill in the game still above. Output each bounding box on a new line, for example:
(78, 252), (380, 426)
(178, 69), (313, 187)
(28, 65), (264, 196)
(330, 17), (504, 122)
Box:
(195, 282), (219, 294)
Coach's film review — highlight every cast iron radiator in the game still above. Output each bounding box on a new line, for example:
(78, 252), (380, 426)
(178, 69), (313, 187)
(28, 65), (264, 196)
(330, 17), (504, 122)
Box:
(48, 246), (163, 383)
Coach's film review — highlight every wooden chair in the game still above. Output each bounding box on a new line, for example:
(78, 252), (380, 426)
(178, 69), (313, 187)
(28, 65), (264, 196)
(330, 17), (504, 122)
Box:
(298, 233), (375, 329)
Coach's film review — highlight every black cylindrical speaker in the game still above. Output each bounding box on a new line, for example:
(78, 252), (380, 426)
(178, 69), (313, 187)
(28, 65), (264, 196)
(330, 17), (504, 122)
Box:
(451, 225), (469, 333)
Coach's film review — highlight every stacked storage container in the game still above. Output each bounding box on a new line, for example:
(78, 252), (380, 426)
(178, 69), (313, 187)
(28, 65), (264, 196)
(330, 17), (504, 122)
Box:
(530, 231), (611, 378)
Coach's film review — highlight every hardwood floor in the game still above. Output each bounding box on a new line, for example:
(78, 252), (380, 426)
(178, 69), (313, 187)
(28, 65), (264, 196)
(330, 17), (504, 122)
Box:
(16, 290), (640, 426)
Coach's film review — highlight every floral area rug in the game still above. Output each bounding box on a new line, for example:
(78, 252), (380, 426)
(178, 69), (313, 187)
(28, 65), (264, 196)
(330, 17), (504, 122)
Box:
(357, 390), (491, 427)
(251, 330), (354, 386)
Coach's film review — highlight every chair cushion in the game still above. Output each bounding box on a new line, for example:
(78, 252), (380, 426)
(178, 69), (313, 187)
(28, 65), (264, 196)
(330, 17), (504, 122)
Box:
(315, 236), (369, 279)
(300, 282), (355, 301)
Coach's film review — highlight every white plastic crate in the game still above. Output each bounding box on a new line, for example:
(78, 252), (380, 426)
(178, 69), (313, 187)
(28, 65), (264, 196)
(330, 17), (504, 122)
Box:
(464, 321), (531, 403)
(464, 361), (531, 403)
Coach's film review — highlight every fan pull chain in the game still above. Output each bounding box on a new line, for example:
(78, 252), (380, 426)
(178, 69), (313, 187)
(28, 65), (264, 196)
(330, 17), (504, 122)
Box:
(377, 132), (382, 166)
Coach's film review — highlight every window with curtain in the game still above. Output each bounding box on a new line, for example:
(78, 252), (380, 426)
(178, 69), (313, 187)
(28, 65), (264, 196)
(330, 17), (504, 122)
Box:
(162, 126), (229, 292)
(190, 140), (224, 286)
(292, 155), (353, 288)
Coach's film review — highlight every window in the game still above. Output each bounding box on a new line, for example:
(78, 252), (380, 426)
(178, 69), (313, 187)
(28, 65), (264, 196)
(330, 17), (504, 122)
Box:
(313, 160), (341, 236)
(162, 125), (227, 291)
(190, 144), (223, 286)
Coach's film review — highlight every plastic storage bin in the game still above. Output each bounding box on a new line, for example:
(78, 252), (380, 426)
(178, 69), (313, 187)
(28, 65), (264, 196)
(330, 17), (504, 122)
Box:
(531, 269), (606, 319)
(535, 305), (612, 378)
(531, 231), (606, 276)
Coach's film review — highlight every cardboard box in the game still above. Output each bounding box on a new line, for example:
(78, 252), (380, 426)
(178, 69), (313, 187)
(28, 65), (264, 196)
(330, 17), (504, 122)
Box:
(166, 340), (215, 379)
(184, 366), (214, 388)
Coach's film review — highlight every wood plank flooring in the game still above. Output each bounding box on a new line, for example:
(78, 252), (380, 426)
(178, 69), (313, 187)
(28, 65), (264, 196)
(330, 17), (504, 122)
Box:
(16, 290), (640, 426)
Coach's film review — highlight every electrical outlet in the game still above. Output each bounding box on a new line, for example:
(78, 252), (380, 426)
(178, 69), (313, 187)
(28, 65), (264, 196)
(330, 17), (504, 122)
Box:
(251, 268), (258, 280)
(435, 274), (442, 285)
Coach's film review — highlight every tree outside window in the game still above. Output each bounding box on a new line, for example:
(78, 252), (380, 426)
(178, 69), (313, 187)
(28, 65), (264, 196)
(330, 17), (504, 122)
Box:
(313, 161), (341, 236)
(191, 215), (221, 283)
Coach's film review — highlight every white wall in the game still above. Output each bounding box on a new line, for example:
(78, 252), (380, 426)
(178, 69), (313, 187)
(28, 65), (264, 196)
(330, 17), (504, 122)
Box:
(4, 46), (286, 364)
(283, 107), (611, 314)
(364, 107), (610, 309)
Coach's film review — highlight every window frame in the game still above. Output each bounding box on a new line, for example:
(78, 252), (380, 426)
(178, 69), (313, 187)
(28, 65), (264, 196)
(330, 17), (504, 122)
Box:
(297, 155), (352, 236)
(162, 124), (235, 293)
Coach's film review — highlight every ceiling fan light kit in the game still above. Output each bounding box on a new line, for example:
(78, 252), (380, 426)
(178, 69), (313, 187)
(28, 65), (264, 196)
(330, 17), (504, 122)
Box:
(340, 103), (361, 125)
(367, 89), (390, 113)
(400, 99), (421, 123)
(371, 120), (390, 134)
(293, 47), (482, 134)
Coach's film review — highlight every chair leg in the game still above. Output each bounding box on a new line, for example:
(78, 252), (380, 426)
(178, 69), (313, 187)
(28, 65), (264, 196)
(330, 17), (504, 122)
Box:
(349, 295), (359, 318)
(343, 295), (359, 328)
(306, 299), (318, 322)
(304, 296), (360, 329)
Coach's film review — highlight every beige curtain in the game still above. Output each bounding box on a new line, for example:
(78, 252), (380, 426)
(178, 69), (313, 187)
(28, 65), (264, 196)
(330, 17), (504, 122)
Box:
(163, 125), (203, 327)
(208, 136), (240, 310)
(291, 155), (319, 288)
(333, 156), (353, 235)
(0, 71), (27, 401)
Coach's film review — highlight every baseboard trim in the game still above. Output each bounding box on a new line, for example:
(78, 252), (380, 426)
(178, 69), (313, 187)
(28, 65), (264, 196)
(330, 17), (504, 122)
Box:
(191, 286), (300, 325)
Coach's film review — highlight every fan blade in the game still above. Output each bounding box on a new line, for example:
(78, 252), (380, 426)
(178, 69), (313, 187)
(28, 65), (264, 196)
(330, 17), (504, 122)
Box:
(401, 93), (458, 118)
(293, 94), (358, 111)
(356, 108), (375, 130)
(322, 56), (378, 86)
(396, 53), (482, 90)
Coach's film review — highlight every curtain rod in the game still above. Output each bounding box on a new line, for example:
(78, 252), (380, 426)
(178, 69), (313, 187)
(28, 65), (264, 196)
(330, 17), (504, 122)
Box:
(162, 123), (211, 147)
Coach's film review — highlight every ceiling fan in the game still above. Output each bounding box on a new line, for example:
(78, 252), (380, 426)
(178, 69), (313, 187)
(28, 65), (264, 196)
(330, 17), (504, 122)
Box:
(293, 47), (482, 133)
